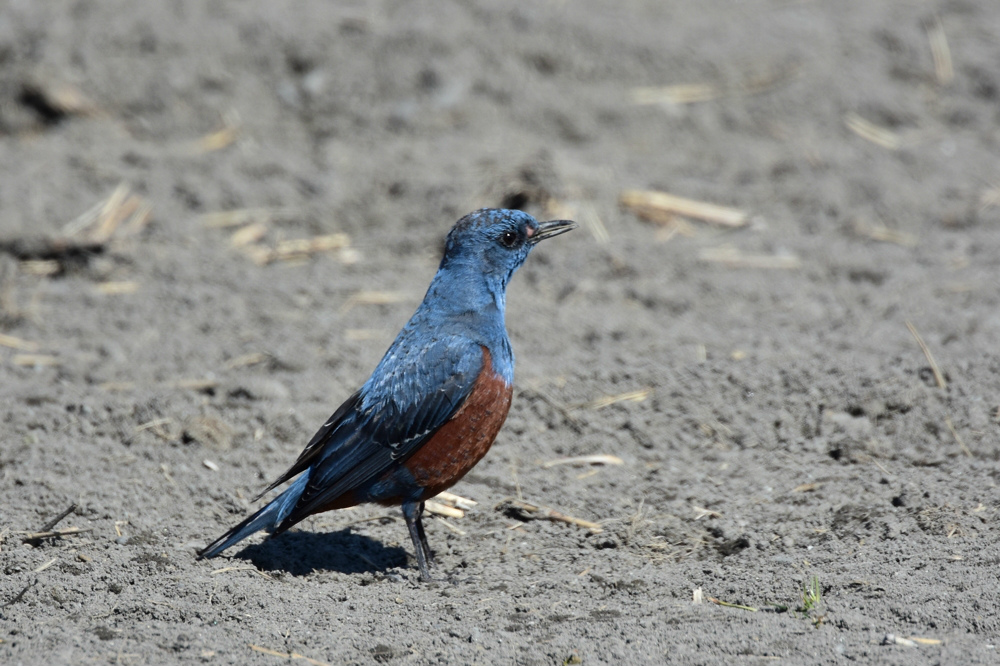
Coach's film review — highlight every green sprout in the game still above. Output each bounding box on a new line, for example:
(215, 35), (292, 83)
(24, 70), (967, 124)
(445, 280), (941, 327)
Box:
(797, 575), (825, 626)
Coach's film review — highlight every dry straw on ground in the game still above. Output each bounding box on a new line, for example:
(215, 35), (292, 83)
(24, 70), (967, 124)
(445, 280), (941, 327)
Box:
(621, 189), (749, 228)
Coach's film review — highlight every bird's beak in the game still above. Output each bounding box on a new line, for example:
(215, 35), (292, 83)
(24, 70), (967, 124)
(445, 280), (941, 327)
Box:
(529, 219), (577, 245)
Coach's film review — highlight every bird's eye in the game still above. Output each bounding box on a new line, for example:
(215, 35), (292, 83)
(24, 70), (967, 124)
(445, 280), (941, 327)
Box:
(500, 230), (519, 248)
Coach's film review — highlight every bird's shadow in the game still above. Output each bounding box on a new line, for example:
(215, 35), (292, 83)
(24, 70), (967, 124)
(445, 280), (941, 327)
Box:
(228, 529), (409, 578)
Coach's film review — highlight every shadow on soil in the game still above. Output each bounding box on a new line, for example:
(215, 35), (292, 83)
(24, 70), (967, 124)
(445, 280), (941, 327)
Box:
(230, 529), (410, 577)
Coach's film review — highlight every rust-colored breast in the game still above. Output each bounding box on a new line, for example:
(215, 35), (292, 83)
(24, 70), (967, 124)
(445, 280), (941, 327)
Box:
(403, 347), (513, 499)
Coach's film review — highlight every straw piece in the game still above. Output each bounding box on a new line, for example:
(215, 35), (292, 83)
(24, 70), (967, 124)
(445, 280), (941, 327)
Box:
(95, 281), (139, 295)
(707, 596), (757, 612)
(249, 644), (329, 666)
(90, 183), (133, 243)
(851, 219), (917, 247)
(621, 189), (748, 228)
(249, 234), (351, 265)
(169, 378), (220, 391)
(631, 64), (799, 107)
(883, 634), (918, 648)
(19, 260), (61, 276)
(905, 320), (946, 389)
(230, 223), (269, 247)
(576, 388), (652, 411)
(33, 557), (58, 573)
(12, 354), (59, 366)
(631, 84), (720, 106)
(225, 352), (269, 369)
(433, 491), (478, 510)
(434, 517), (466, 536)
(945, 417), (972, 458)
(908, 636), (943, 646)
(541, 454), (624, 469)
(497, 499), (602, 534)
(0, 333), (40, 352)
(980, 184), (1000, 212)
(424, 501), (464, 519)
(20, 527), (92, 541)
(211, 566), (272, 580)
(844, 113), (901, 150)
(926, 16), (953, 85)
(22, 73), (99, 117)
(194, 110), (241, 153)
(693, 506), (721, 520)
(61, 183), (151, 244)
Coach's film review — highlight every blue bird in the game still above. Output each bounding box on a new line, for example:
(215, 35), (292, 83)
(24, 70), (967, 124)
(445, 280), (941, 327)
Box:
(199, 208), (575, 580)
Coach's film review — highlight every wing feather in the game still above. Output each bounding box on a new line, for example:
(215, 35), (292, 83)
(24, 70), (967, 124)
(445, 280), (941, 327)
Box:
(270, 335), (485, 532)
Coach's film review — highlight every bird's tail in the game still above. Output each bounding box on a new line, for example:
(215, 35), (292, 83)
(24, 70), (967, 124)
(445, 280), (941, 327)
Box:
(197, 472), (309, 559)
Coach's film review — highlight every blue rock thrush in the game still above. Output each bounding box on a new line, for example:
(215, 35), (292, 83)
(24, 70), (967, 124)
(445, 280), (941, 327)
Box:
(198, 208), (575, 580)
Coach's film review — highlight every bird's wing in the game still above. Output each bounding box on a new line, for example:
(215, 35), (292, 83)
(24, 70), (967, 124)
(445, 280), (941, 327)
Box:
(273, 335), (486, 531)
(252, 389), (363, 501)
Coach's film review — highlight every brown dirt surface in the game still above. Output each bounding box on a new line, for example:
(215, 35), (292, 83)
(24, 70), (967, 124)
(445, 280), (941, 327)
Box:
(2, 1), (999, 664)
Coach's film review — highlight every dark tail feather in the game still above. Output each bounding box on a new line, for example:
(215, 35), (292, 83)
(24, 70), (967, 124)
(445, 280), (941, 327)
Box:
(197, 473), (308, 559)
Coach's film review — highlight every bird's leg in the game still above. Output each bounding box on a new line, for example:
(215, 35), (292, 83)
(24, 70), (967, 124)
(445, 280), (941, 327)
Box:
(414, 501), (435, 566)
(402, 501), (433, 581)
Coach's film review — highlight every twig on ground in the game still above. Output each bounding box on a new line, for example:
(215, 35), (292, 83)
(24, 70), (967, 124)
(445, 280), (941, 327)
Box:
(944, 417), (973, 458)
(851, 219), (917, 247)
(210, 566), (273, 580)
(434, 517), (466, 536)
(12, 354), (59, 367)
(905, 320), (946, 389)
(692, 506), (721, 520)
(621, 189), (749, 228)
(39, 503), (77, 532)
(574, 388), (652, 411)
(95, 281), (139, 295)
(433, 491), (477, 510)
(20, 527), (92, 541)
(33, 557), (58, 573)
(193, 110), (242, 153)
(250, 644), (330, 666)
(630, 63), (799, 105)
(497, 499), (603, 534)
(426, 491), (478, 518)
(0, 333), (40, 351)
(541, 454), (624, 469)
(424, 501), (464, 519)
(707, 596), (757, 612)
(245, 234), (352, 265)
(845, 113), (901, 150)
(926, 16), (953, 85)
(631, 83), (719, 105)
(2, 579), (36, 608)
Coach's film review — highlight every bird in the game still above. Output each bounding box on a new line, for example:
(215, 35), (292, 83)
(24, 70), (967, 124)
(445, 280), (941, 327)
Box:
(198, 208), (576, 580)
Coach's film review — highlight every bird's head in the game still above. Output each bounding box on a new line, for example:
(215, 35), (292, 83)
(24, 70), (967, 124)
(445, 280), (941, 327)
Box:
(439, 209), (576, 290)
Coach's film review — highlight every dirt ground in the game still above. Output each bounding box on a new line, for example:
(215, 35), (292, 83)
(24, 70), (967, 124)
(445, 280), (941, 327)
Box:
(2, 1), (999, 664)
